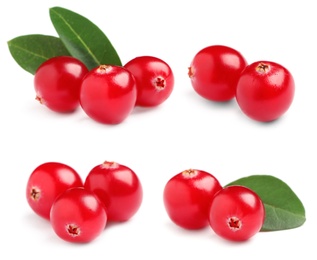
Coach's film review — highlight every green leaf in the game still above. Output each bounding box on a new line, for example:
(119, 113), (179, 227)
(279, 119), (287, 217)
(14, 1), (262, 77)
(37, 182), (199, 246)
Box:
(225, 175), (306, 232)
(7, 34), (70, 74)
(49, 6), (122, 70)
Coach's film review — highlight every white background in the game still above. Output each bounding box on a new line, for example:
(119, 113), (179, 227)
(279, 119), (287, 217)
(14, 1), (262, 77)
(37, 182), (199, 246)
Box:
(1, 0), (315, 259)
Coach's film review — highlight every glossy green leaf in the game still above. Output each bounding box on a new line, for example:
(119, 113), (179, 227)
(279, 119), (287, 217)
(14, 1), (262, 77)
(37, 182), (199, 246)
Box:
(49, 6), (122, 70)
(225, 175), (306, 231)
(7, 34), (70, 74)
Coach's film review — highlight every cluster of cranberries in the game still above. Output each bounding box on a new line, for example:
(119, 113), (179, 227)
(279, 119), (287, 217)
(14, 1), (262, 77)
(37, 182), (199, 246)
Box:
(188, 45), (295, 122)
(163, 169), (265, 242)
(34, 55), (174, 124)
(26, 161), (143, 243)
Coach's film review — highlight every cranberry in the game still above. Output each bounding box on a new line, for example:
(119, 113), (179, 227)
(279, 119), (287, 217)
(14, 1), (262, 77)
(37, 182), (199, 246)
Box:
(34, 56), (88, 113)
(84, 161), (143, 222)
(236, 61), (295, 122)
(188, 45), (247, 101)
(79, 65), (137, 124)
(124, 56), (174, 107)
(163, 169), (222, 229)
(26, 162), (83, 220)
(50, 187), (107, 243)
(208, 185), (265, 241)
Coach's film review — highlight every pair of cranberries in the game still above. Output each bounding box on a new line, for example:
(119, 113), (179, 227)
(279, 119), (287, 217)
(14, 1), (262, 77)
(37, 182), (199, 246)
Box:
(26, 161), (143, 243)
(34, 55), (174, 124)
(163, 169), (265, 242)
(188, 45), (295, 122)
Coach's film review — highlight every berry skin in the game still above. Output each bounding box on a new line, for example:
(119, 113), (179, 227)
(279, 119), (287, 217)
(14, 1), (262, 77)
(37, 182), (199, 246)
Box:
(50, 187), (107, 243)
(208, 185), (265, 242)
(236, 61), (295, 122)
(26, 162), (83, 220)
(163, 169), (222, 230)
(188, 45), (247, 102)
(84, 161), (143, 222)
(124, 56), (174, 107)
(34, 56), (89, 113)
(79, 65), (137, 124)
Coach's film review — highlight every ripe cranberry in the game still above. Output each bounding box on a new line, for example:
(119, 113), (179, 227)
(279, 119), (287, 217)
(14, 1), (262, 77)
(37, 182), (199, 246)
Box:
(26, 162), (83, 220)
(34, 56), (88, 113)
(236, 61), (295, 122)
(188, 45), (247, 101)
(124, 56), (174, 107)
(84, 161), (143, 222)
(163, 169), (222, 230)
(79, 65), (137, 124)
(50, 187), (107, 243)
(208, 185), (265, 242)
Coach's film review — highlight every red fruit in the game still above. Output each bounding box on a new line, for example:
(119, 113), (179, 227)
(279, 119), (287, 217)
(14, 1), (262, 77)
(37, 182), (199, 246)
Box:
(124, 56), (174, 107)
(236, 61), (295, 122)
(50, 187), (107, 243)
(84, 161), (143, 222)
(79, 65), (137, 124)
(26, 162), (83, 220)
(163, 169), (222, 230)
(208, 185), (265, 242)
(188, 45), (247, 101)
(34, 56), (88, 113)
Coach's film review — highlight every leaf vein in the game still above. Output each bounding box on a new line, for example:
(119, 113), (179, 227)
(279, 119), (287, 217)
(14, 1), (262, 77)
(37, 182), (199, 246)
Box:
(264, 203), (305, 219)
(52, 9), (100, 65)
(8, 43), (47, 60)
